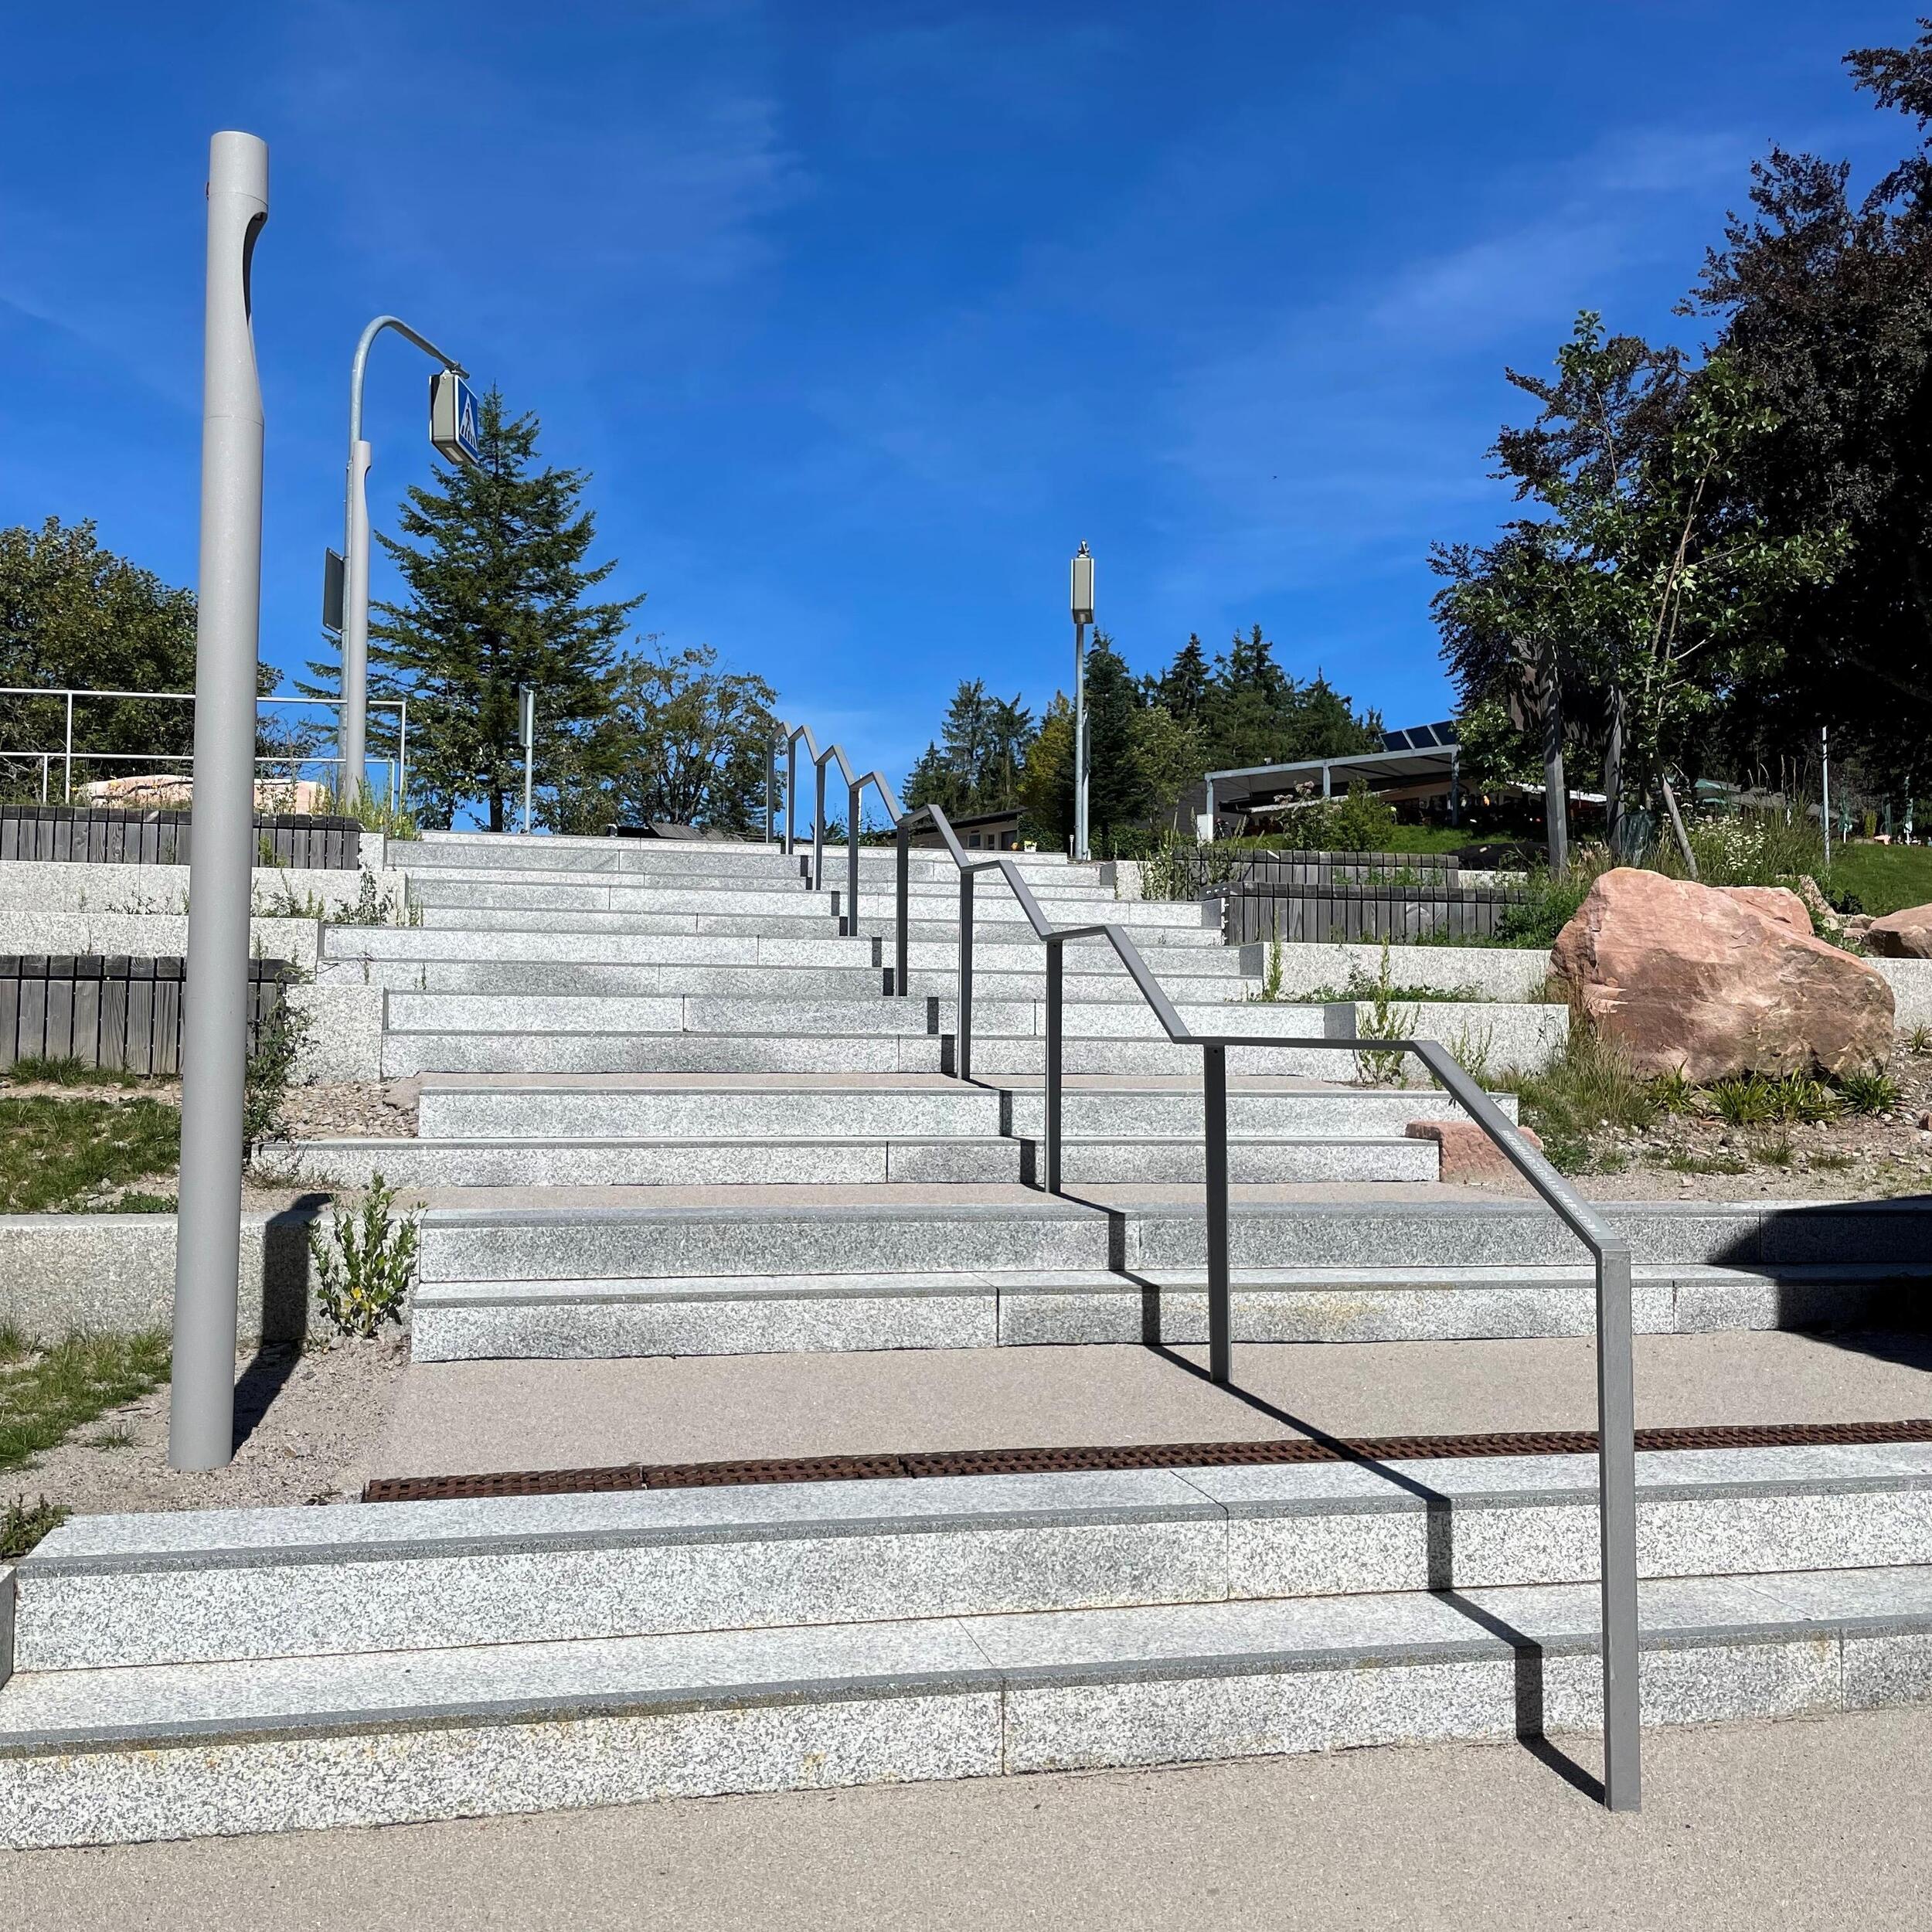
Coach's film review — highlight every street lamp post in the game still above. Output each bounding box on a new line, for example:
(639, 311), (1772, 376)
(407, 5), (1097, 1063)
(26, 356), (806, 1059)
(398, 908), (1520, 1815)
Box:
(520, 685), (536, 835)
(338, 318), (471, 807)
(1070, 543), (1094, 862)
(170, 130), (268, 1472)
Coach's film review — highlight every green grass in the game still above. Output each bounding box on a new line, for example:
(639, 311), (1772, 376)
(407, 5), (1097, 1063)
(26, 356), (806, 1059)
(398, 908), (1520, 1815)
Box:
(0, 1096), (180, 1213)
(6, 1054), (148, 1089)
(0, 1329), (170, 1474)
(1370, 825), (1540, 855)
(1821, 844), (1932, 917)
(115, 1191), (179, 1213)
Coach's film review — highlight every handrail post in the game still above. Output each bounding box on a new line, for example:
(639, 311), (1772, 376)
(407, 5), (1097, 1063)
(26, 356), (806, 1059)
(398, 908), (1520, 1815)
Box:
(1597, 1240), (1642, 1811)
(784, 736), (798, 858)
(813, 758), (826, 892)
(896, 815), (911, 995)
(765, 738), (776, 846)
(849, 778), (862, 937)
(1203, 1043), (1231, 1384)
(957, 869), (975, 1081)
(1046, 940), (1064, 1192)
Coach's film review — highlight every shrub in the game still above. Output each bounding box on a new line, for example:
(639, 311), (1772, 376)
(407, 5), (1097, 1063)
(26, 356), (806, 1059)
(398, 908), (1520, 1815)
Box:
(243, 991), (312, 1154)
(309, 1175), (419, 1338)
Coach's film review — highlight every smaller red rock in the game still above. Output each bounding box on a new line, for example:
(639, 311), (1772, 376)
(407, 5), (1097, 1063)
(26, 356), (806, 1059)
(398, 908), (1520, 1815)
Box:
(1405, 1118), (1546, 1183)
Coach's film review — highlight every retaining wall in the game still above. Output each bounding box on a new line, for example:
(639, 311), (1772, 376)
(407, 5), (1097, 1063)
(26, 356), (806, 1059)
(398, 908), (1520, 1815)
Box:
(0, 1206), (328, 1342)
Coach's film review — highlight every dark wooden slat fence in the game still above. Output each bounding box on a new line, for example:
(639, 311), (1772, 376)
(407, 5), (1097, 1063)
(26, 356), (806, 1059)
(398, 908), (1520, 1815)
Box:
(0, 956), (297, 1076)
(0, 805), (362, 869)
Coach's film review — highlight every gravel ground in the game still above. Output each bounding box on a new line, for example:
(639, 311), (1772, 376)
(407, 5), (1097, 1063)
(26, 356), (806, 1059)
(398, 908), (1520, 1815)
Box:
(8, 1335), (409, 1518)
(278, 1079), (419, 1140)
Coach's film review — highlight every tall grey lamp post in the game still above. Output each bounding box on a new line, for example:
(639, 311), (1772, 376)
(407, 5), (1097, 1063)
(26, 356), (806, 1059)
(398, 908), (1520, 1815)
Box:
(338, 318), (474, 804)
(169, 131), (268, 1471)
(519, 685), (536, 834)
(1070, 543), (1094, 861)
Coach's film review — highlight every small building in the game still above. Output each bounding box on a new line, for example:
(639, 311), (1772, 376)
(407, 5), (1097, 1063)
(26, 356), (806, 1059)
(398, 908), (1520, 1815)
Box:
(908, 806), (1023, 852)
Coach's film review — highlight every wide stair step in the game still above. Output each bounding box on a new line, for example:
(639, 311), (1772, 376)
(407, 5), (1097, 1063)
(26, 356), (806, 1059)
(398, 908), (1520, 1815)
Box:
(8, 1447), (1932, 1845)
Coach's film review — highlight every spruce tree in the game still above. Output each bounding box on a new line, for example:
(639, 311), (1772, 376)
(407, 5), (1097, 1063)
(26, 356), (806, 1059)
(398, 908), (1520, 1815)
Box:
(1157, 634), (1211, 722)
(335, 389), (643, 830)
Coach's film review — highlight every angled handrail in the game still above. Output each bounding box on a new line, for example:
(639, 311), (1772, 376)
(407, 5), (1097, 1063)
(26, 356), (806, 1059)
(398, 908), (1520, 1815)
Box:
(895, 798), (1640, 1812)
(768, 721), (903, 935)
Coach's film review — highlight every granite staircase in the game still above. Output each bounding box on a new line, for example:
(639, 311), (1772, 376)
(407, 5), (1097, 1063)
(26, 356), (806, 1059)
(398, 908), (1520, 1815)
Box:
(9, 829), (1932, 1847)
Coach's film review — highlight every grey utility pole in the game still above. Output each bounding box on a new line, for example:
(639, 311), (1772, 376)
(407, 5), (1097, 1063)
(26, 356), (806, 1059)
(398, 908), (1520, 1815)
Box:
(338, 318), (469, 804)
(170, 131), (269, 1471)
(1070, 543), (1094, 862)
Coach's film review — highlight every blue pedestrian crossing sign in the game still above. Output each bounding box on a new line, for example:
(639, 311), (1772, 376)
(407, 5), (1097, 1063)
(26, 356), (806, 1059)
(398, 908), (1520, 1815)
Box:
(429, 369), (483, 468)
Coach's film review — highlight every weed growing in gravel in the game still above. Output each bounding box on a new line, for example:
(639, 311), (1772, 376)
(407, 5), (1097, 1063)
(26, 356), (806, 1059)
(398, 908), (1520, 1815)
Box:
(1352, 941), (1415, 1087)
(310, 1175), (420, 1339)
(1754, 1134), (1797, 1168)
(0, 1331), (169, 1474)
(2, 1495), (69, 1559)
(1909, 1025), (1932, 1056)
(114, 1191), (178, 1213)
(1667, 1151), (1749, 1176)
(1498, 1024), (1660, 1173)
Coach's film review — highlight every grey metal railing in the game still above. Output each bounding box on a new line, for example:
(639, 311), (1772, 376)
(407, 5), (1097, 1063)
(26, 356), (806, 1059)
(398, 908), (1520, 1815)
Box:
(893, 798), (1641, 1812)
(767, 722), (903, 935)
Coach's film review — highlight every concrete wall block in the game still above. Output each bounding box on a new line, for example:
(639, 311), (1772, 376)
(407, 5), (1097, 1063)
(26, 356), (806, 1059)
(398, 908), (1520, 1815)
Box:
(0, 1208), (324, 1344)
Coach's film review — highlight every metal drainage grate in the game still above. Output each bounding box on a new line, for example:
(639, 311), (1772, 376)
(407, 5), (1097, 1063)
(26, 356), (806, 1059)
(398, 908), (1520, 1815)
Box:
(361, 1417), (1932, 1505)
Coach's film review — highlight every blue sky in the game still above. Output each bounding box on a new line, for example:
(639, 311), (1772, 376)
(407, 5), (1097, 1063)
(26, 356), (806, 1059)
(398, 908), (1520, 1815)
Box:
(0, 2), (1915, 791)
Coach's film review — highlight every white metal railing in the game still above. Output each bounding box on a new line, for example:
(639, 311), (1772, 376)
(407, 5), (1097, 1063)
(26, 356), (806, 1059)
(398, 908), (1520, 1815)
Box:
(0, 686), (409, 806)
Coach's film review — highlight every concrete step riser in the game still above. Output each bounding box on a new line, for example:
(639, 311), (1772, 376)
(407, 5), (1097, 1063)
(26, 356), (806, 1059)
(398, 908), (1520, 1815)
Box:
(417, 1202), (1923, 1285)
(416, 909), (1226, 947)
(405, 881), (1209, 926)
(409, 1267), (1916, 1358)
(414, 1089), (1510, 1140)
(20, 1452), (1930, 1672)
(404, 873), (1124, 905)
(383, 1036), (954, 1077)
(379, 993), (1320, 1039)
(262, 1138), (1439, 1190)
(324, 961), (1255, 1002)
(325, 931), (1245, 975)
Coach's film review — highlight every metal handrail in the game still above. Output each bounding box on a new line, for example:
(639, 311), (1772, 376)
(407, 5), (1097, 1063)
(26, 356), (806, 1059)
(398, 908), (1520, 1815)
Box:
(767, 722), (903, 935)
(895, 797), (1640, 1812)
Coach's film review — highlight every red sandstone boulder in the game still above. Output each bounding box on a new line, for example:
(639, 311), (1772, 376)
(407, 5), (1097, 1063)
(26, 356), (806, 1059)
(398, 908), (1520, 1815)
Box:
(1549, 868), (1893, 1082)
(1718, 885), (1811, 937)
(1864, 902), (1932, 960)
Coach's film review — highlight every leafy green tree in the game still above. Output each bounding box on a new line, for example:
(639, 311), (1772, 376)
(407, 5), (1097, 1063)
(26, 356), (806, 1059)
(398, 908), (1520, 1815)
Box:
(544, 642), (776, 834)
(325, 389), (642, 830)
(1434, 314), (1840, 852)
(905, 738), (971, 818)
(1684, 22), (1932, 801)
(1018, 692), (1075, 847)
(0, 515), (291, 796)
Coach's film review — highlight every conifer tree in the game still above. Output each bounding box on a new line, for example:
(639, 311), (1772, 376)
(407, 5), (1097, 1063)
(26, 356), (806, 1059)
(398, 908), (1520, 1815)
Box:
(327, 389), (643, 830)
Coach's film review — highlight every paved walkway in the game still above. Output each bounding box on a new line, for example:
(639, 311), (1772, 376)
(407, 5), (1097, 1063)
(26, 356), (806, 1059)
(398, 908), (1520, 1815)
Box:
(373, 1328), (1932, 1475)
(8, 1705), (1927, 1929)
